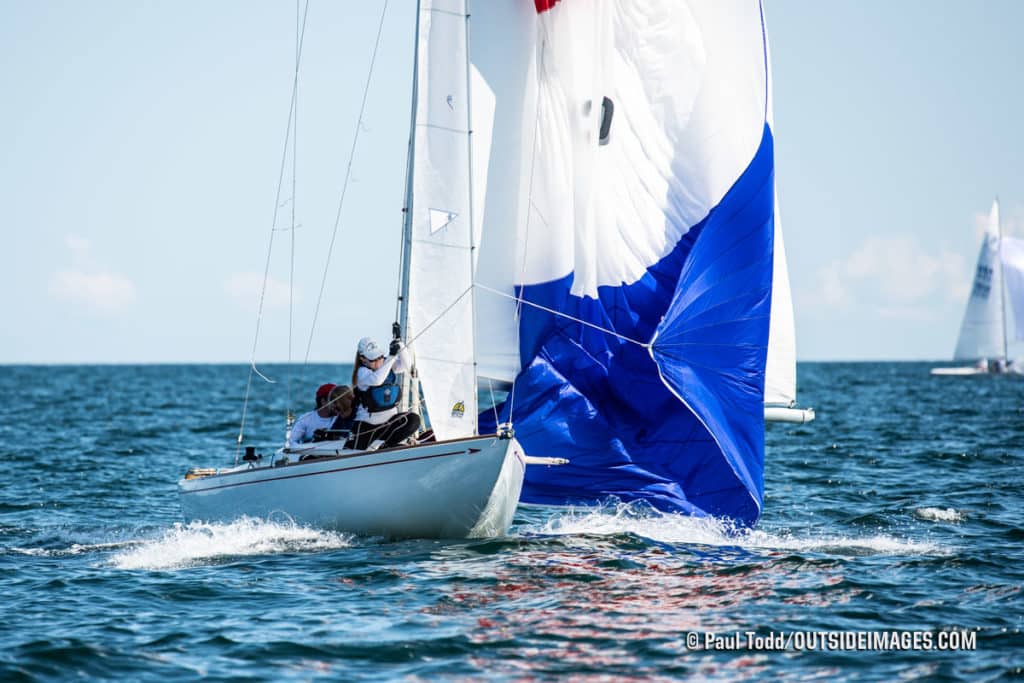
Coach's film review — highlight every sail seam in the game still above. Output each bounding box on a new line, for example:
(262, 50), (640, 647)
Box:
(647, 343), (762, 518)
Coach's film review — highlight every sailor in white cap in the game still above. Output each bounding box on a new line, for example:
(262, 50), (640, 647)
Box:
(348, 335), (419, 449)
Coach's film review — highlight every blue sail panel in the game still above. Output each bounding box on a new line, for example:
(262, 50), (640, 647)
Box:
(482, 125), (775, 525)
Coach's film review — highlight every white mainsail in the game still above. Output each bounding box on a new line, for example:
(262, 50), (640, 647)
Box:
(403, 0), (479, 440)
(765, 192), (798, 408)
(953, 199), (1006, 361)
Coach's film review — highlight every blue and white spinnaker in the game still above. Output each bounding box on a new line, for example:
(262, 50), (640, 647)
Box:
(403, 0), (795, 526)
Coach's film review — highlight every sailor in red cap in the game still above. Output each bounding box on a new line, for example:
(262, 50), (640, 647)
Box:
(288, 382), (341, 445)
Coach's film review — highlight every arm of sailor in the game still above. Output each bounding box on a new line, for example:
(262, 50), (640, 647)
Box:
(357, 362), (395, 390)
(356, 344), (411, 389)
(392, 342), (412, 373)
(289, 413), (312, 444)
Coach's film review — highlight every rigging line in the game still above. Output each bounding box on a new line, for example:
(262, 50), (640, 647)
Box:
(506, 36), (546, 427)
(426, 7), (464, 19)
(404, 285), (474, 349)
(409, 237), (472, 250)
(301, 0), (391, 373)
(394, 1), (422, 415)
(252, 363), (277, 385)
(393, 224), (406, 322)
(418, 122), (468, 135)
(487, 378), (500, 433)
(462, 0), (480, 437)
(474, 283), (651, 349)
(288, 0), (304, 417)
(236, 0), (311, 463)
(395, 1), (423, 328)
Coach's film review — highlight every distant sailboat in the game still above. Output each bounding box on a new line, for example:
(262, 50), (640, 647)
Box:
(764, 198), (816, 423)
(932, 199), (1023, 376)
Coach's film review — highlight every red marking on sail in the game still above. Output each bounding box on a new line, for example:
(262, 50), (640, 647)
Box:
(535, 0), (562, 13)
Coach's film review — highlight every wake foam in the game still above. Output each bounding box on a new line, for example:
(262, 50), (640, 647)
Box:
(518, 504), (949, 556)
(9, 539), (139, 558)
(109, 517), (353, 570)
(914, 507), (967, 523)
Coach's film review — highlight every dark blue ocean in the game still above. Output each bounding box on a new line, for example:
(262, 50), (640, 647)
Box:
(1, 362), (1021, 681)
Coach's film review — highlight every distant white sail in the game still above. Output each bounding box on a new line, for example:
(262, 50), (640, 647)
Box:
(762, 22), (796, 410)
(953, 199), (1005, 361)
(1001, 235), (1024, 343)
(765, 191), (797, 408)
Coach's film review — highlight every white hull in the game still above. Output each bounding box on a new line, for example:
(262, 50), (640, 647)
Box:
(764, 406), (816, 423)
(178, 435), (525, 539)
(930, 366), (989, 376)
(930, 365), (1022, 376)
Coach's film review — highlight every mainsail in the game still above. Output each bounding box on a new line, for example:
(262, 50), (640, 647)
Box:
(953, 200), (1006, 362)
(401, 0), (479, 441)
(403, 0), (792, 525)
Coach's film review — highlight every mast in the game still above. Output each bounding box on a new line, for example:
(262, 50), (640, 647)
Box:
(464, 0), (479, 436)
(997, 197), (1009, 363)
(397, 1), (423, 412)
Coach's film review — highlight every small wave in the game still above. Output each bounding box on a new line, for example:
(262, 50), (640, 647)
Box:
(108, 517), (353, 570)
(519, 504), (949, 556)
(914, 507), (967, 523)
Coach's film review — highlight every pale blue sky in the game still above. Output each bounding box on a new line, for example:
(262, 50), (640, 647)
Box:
(1, 1), (1022, 364)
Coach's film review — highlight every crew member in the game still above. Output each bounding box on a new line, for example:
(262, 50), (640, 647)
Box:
(289, 383), (338, 445)
(348, 336), (420, 449)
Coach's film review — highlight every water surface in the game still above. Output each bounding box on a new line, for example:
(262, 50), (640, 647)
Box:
(0, 362), (1021, 680)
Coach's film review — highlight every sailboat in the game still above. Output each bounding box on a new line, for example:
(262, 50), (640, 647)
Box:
(179, 1), (536, 540)
(765, 200), (816, 424)
(931, 199), (1024, 376)
(180, 0), (808, 535)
